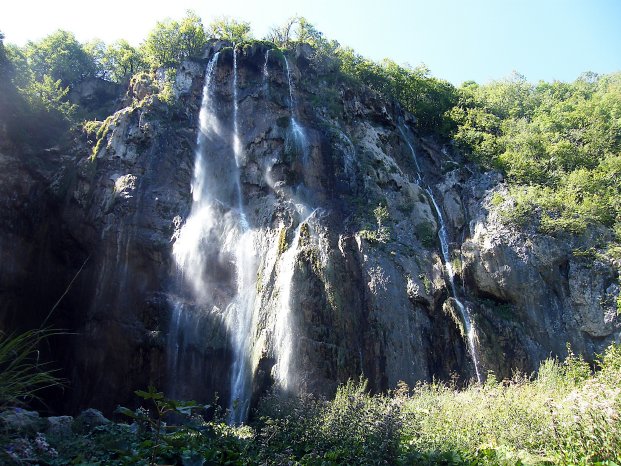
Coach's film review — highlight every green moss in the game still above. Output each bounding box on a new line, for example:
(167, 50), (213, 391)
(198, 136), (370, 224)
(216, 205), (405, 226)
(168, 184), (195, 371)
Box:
(157, 68), (177, 105)
(82, 120), (103, 138)
(450, 257), (462, 274)
(256, 268), (263, 293)
(490, 192), (504, 207)
(300, 247), (322, 275)
(299, 222), (310, 245)
(90, 114), (115, 160)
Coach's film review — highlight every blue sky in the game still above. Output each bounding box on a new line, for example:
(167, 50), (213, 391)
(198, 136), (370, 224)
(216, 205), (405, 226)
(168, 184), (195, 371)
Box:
(2, 0), (620, 85)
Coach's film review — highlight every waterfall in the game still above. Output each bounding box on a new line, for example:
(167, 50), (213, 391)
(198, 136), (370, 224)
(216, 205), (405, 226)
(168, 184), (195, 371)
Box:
(426, 189), (482, 383)
(171, 50), (258, 424)
(273, 207), (318, 391)
(400, 126), (482, 383)
(284, 56), (307, 152)
(262, 49), (270, 95)
(227, 46), (257, 423)
(232, 47), (247, 228)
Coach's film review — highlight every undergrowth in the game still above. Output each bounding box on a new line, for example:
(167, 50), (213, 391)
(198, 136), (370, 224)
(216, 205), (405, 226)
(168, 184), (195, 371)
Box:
(2, 344), (620, 465)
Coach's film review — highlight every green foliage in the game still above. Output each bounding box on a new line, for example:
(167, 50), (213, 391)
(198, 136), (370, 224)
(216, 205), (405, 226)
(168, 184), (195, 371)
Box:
(419, 273), (432, 294)
(0, 328), (64, 408)
(207, 17), (253, 43)
(116, 386), (209, 465)
(156, 68), (177, 105)
(266, 16), (325, 49)
(4, 346), (621, 464)
(101, 39), (147, 82)
(452, 71), (621, 239)
(256, 381), (401, 464)
(359, 204), (391, 243)
(336, 48), (458, 136)
(415, 221), (436, 248)
(24, 30), (97, 87)
(142, 10), (208, 68)
(20, 74), (77, 118)
(277, 227), (288, 255)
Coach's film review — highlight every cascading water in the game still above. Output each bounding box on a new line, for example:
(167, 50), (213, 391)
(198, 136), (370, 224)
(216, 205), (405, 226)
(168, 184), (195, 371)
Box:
(232, 47), (247, 228)
(426, 190), (482, 383)
(273, 208), (318, 391)
(171, 49), (258, 424)
(226, 46), (258, 423)
(262, 49), (270, 95)
(399, 126), (482, 382)
(284, 56), (307, 151)
(168, 54), (221, 394)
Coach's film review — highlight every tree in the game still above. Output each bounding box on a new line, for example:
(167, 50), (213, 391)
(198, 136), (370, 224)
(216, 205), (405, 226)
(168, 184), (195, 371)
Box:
(266, 17), (298, 47)
(84, 38), (107, 79)
(25, 30), (97, 87)
(142, 11), (208, 68)
(0, 31), (7, 72)
(102, 40), (146, 82)
(266, 16), (326, 49)
(206, 17), (252, 43)
(178, 11), (208, 58)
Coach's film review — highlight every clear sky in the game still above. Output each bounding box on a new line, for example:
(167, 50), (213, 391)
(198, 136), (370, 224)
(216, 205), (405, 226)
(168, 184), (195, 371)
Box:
(2, 0), (620, 85)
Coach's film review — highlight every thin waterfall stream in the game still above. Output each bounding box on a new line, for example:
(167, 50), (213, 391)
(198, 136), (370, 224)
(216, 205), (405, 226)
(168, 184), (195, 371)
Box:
(399, 127), (482, 382)
(226, 46), (257, 423)
(284, 56), (307, 150)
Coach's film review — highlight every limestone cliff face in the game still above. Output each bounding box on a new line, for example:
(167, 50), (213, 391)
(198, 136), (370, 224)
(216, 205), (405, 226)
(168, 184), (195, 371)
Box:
(0, 42), (619, 414)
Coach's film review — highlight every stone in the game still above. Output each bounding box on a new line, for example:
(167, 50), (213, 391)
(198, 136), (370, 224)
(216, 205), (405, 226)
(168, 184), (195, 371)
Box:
(45, 415), (74, 437)
(72, 409), (110, 434)
(0, 408), (46, 434)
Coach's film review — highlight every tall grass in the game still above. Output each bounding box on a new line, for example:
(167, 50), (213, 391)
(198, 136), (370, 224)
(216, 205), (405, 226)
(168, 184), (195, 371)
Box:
(0, 328), (64, 409)
(253, 344), (621, 465)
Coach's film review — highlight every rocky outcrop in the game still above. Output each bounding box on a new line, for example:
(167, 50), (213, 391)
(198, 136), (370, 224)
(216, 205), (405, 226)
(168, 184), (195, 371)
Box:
(460, 177), (621, 375)
(0, 41), (618, 416)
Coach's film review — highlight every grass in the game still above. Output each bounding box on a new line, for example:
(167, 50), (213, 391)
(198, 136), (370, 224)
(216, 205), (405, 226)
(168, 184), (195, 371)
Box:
(0, 328), (65, 409)
(2, 345), (620, 464)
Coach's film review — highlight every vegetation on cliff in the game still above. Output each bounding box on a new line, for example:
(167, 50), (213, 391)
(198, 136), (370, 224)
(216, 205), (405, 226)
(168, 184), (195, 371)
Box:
(2, 13), (619, 246)
(1, 12), (620, 465)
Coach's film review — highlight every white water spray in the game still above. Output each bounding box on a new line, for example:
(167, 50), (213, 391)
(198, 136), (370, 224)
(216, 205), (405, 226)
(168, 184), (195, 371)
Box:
(227, 46), (257, 422)
(426, 189), (482, 383)
(171, 50), (258, 424)
(232, 47), (248, 228)
(262, 49), (270, 95)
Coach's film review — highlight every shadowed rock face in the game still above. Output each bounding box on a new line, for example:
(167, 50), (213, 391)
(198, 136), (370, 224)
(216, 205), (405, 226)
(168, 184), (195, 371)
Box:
(0, 41), (619, 415)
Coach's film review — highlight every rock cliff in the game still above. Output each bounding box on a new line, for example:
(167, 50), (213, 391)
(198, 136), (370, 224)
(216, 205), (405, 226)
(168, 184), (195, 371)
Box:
(0, 41), (619, 416)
